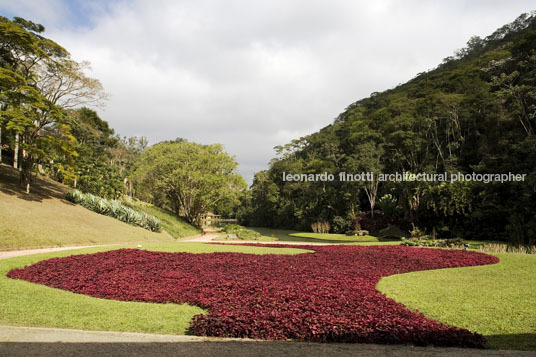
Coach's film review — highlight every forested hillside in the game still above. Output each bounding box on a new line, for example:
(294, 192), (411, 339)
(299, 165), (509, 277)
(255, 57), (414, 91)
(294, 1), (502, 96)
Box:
(242, 12), (536, 245)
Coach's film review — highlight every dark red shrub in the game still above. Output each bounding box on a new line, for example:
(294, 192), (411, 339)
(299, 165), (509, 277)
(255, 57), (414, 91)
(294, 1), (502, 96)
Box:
(7, 245), (498, 347)
(355, 211), (411, 233)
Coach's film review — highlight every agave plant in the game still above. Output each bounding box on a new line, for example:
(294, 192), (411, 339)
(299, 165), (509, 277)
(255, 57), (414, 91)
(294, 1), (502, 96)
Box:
(109, 200), (122, 216)
(143, 214), (161, 232)
(65, 190), (84, 204)
(64, 190), (160, 232)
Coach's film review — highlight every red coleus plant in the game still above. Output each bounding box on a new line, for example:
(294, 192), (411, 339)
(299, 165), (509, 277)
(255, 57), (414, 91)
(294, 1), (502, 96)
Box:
(8, 244), (498, 347)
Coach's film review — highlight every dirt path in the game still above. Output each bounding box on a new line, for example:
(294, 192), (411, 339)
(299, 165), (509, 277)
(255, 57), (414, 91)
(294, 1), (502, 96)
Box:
(182, 232), (334, 245)
(0, 245), (110, 260)
(182, 233), (222, 242)
(0, 236), (321, 260)
(0, 326), (532, 356)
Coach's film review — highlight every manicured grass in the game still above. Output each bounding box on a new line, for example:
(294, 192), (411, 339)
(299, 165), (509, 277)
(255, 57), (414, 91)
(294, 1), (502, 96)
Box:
(0, 243), (309, 334)
(123, 199), (201, 239)
(0, 165), (176, 250)
(10, 245), (496, 346)
(377, 253), (536, 350)
(249, 227), (400, 245)
(291, 232), (380, 242)
(215, 233), (277, 242)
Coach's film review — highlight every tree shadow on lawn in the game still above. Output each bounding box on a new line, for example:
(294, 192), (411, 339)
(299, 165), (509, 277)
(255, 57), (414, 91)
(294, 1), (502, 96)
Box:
(2, 341), (527, 357)
(0, 164), (68, 203)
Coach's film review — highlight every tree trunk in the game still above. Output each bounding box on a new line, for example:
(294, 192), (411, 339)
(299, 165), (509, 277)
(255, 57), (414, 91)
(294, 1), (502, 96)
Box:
(19, 151), (33, 194)
(14, 132), (19, 169)
(365, 174), (379, 218)
(22, 135), (27, 162)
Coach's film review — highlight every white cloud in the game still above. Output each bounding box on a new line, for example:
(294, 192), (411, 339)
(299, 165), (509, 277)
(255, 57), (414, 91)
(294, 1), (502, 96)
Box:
(1, 0), (535, 183)
(0, 0), (67, 25)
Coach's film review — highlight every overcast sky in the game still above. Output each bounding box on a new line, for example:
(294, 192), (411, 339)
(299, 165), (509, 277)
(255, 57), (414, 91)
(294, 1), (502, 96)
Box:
(1, 1), (535, 183)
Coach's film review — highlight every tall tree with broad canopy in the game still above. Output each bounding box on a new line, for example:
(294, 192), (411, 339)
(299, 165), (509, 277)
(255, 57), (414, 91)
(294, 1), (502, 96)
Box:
(0, 16), (106, 193)
(132, 140), (247, 225)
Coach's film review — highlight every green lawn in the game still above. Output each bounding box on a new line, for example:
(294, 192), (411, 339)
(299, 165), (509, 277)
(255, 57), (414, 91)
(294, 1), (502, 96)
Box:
(0, 243), (309, 335)
(3, 241), (534, 350)
(248, 227), (400, 245)
(123, 199), (201, 239)
(377, 253), (536, 350)
(291, 232), (380, 242)
(0, 165), (176, 250)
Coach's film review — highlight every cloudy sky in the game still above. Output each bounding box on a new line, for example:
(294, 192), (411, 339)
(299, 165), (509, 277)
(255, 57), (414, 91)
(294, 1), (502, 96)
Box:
(1, 1), (534, 183)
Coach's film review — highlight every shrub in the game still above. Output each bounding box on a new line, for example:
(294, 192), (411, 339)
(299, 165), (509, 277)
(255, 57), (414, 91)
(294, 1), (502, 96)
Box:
(400, 238), (464, 248)
(311, 221), (330, 233)
(65, 190), (161, 232)
(223, 224), (261, 240)
(331, 215), (353, 233)
(410, 224), (427, 239)
(353, 211), (396, 233)
(223, 224), (242, 233)
(376, 225), (408, 239)
(479, 243), (536, 254)
(345, 230), (369, 236)
(377, 194), (398, 216)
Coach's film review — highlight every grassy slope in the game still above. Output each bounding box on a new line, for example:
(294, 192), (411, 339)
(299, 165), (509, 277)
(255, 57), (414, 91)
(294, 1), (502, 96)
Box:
(377, 253), (536, 350)
(124, 199), (200, 239)
(0, 243), (309, 334)
(0, 164), (176, 250)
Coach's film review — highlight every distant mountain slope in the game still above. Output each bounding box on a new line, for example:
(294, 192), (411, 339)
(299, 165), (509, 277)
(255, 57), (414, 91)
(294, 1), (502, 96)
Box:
(0, 164), (185, 250)
(244, 12), (536, 244)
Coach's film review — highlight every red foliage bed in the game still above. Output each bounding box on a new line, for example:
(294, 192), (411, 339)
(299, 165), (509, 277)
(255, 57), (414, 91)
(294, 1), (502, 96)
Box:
(8, 244), (498, 347)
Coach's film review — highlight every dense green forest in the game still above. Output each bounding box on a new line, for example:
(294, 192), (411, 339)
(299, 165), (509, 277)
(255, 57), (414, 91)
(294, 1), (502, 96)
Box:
(240, 12), (536, 245)
(2, 13), (536, 242)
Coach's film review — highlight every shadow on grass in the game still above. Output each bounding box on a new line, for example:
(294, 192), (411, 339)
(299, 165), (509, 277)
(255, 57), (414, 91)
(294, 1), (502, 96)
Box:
(1, 341), (523, 357)
(0, 164), (67, 203)
(485, 333), (536, 351)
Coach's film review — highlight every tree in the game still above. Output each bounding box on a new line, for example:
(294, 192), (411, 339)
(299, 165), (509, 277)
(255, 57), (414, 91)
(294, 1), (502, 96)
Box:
(0, 73), (77, 192)
(344, 141), (384, 217)
(132, 141), (246, 224)
(0, 16), (106, 193)
(36, 59), (107, 109)
(63, 108), (123, 198)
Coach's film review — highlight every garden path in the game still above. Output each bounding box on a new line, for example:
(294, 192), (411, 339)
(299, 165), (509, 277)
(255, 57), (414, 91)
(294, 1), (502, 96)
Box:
(0, 326), (532, 356)
(0, 245), (109, 260)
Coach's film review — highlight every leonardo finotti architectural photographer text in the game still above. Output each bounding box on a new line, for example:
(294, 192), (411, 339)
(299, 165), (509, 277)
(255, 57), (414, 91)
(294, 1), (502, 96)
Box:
(282, 172), (527, 183)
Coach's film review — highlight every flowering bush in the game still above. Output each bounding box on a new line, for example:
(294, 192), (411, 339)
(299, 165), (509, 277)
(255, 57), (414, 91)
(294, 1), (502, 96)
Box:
(7, 245), (498, 347)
